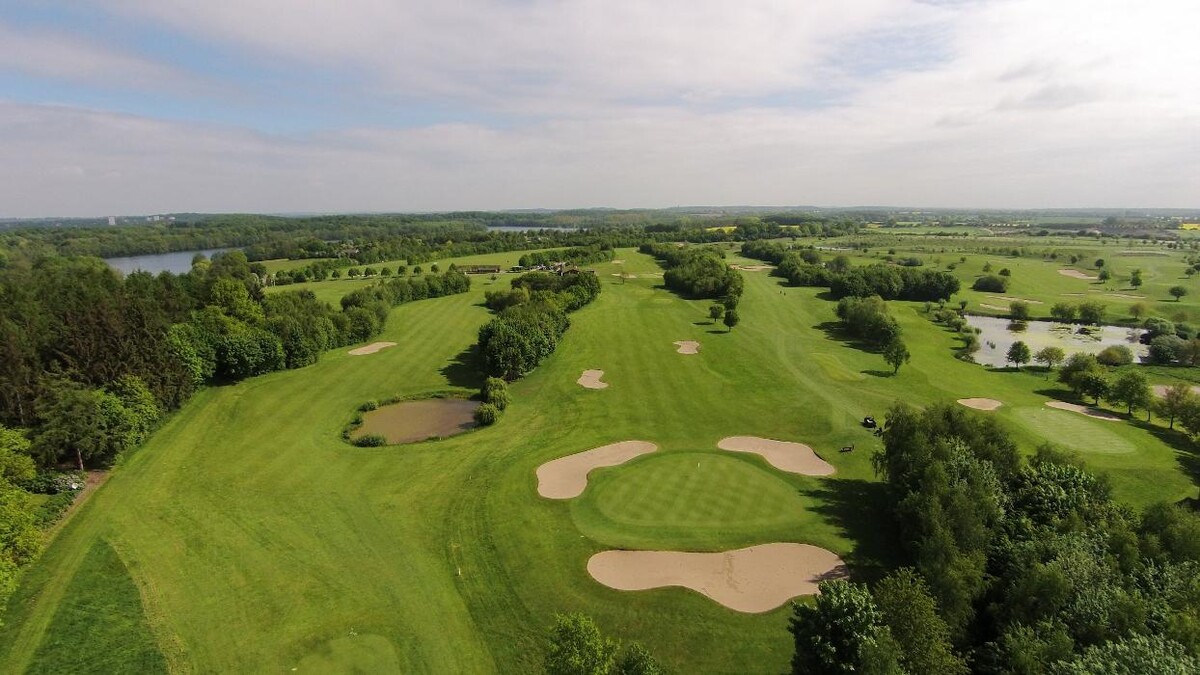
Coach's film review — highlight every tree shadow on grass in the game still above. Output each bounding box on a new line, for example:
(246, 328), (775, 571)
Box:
(800, 478), (905, 583)
(440, 345), (483, 389)
(1130, 420), (1200, 498)
(813, 321), (882, 355)
(861, 370), (893, 378)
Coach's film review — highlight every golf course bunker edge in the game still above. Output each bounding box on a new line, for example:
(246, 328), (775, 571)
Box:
(351, 398), (481, 444)
(587, 543), (848, 613)
(716, 436), (835, 476)
(536, 440), (658, 499)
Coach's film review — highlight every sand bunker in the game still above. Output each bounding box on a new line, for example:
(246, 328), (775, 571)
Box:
(957, 398), (1003, 411)
(611, 273), (640, 278)
(537, 441), (658, 499)
(1152, 384), (1200, 398)
(587, 543), (848, 613)
(612, 260), (625, 264)
(1044, 401), (1122, 421)
(1106, 293), (1145, 299)
(577, 369), (609, 390)
(1059, 269), (1098, 280)
(352, 398), (480, 444)
(732, 265), (773, 272)
(987, 295), (1044, 305)
(979, 304), (1009, 311)
(674, 341), (700, 355)
(348, 341), (396, 356)
(717, 436), (834, 476)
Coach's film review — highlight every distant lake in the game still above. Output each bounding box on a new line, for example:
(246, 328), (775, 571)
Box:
(105, 248), (229, 275)
(966, 314), (1146, 368)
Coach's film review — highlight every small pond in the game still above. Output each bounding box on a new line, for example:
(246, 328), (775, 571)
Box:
(352, 398), (480, 444)
(964, 315), (1146, 368)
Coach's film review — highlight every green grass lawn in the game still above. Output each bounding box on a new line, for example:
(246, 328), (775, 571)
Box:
(1, 246), (1196, 673)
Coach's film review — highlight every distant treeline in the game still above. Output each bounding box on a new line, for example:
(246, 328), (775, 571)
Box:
(741, 240), (959, 302)
(0, 211), (862, 261)
(518, 244), (615, 269)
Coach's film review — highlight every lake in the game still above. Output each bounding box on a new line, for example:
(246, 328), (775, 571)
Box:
(965, 314), (1147, 368)
(104, 248), (229, 275)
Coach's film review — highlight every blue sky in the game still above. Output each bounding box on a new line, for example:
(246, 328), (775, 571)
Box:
(0, 0), (1197, 216)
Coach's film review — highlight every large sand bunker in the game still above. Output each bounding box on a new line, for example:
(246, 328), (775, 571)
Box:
(1059, 269), (1098, 280)
(987, 295), (1043, 305)
(958, 398), (1003, 411)
(577, 369), (609, 390)
(537, 441), (658, 499)
(352, 398), (480, 444)
(1044, 401), (1122, 421)
(674, 341), (700, 354)
(348, 341), (396, 356)
(717, 437), (834, 476)
(587, 543), (848, 613)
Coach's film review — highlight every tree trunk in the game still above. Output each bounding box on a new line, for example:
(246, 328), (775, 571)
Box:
(75, 446), (84, 472)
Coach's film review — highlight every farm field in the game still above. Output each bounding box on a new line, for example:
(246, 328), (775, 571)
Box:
(1, 245), (1197, 672)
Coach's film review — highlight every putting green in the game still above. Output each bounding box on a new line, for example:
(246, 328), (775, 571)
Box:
(571, 453), (809, 550)
(1011, 407), (1136, 455)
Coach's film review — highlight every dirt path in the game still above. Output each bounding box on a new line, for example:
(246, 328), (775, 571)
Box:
(716, 436), (834, 476)
(587, 543), (848, 613)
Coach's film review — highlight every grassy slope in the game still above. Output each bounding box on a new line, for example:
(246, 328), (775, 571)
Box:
(26, 539), (167, 674)
(0, 247), (1195, 673)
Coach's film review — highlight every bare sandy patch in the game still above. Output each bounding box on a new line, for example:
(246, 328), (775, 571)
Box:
(577, 369), (609, 390)
(587, 543), (848, 613)
(1045, 401), (1123, 421)
(1061, 293), (1086, 297)
(674, 340), (700, 354)
(732, 264), (773, 272)
(1059, 269), (1098, 280)
(536, 440), (658, 499)
(612, 260), (625, 264)
(1106, 293), (1145, 299)
(987, 295), (1044, 305)
(1152, 384), (1200, 398)
(611, 273), (640, 279)
(348, 341), (396, 356)
(957, 398), (1003, 411)
(979, 304), (1009, 311)
(717, 436), (834, 476)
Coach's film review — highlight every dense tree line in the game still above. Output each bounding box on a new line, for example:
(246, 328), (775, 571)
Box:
(639, 243), (744, 300)
(741, 242), (959, 302)
(478, 272), (601, 380)
(0, 250), (470, 467)
(836, 296), (902, 347)
(792, 402), (1200, 673)
(518, 244), (615, 269)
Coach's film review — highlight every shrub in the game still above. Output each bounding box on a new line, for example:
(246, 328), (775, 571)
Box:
(474, 403), (499, 426)
(973, 275), (1009, 293)
(352, 434), (388, 447)
(1096, 344), (1133, 366)
(358, 400), (379, 412)
(486, 389), (510, 411)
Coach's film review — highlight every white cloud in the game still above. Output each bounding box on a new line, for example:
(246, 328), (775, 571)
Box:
(0, 0), (1196, 215)
(0, 22), (208, 93)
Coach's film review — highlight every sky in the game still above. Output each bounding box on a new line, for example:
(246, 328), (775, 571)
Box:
(0, 0), (1197, 217)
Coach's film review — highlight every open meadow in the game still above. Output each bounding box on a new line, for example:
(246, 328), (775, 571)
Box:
(1, 242), (1197, 672)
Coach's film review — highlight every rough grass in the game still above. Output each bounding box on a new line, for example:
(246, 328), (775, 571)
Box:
(0, 245), (1195, 673)
(25, 539), (167, 674)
